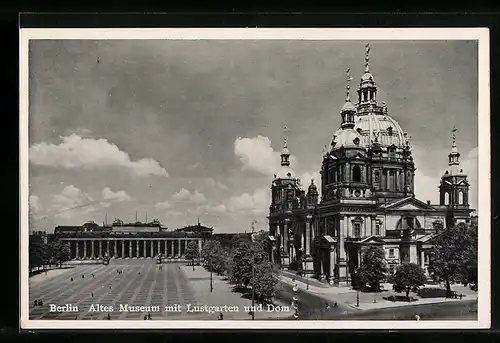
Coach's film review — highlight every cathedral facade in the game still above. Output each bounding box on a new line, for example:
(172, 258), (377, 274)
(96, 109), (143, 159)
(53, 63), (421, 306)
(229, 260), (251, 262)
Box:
(267, 46), (475, 286)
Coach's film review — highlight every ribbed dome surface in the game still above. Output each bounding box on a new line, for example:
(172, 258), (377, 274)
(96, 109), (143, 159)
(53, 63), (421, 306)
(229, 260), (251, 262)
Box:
(331, 128), (364, 149)
(276, 165), (296, 179)
(355, 113), (406, 148)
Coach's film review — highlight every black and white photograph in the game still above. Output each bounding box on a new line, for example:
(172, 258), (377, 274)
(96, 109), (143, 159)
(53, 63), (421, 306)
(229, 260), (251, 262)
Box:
(20, 28), (490, 329)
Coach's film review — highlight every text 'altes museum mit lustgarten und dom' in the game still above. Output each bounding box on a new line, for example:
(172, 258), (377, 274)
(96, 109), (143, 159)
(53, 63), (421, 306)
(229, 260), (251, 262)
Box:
(266, 46), (476, 287)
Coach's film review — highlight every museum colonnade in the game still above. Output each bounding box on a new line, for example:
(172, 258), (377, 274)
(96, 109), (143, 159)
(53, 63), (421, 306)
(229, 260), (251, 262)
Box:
(60, 238), (203, 259)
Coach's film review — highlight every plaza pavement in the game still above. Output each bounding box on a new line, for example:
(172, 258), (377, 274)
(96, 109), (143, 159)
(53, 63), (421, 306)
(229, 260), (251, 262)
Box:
(279, 274), (478, 311)
(28, 260), (292, 321)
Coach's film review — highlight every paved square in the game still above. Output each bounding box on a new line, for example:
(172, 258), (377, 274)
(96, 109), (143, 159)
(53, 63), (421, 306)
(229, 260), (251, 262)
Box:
(29, 261), (203, 320)
(29, 261), (293, 320)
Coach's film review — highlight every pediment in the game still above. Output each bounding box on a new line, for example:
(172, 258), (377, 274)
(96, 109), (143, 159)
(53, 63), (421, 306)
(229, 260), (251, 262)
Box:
(351, 152), (367, 160)
(384, 197), (436, 211)
(359, 235), (385, 244)
(321, 235), (337, 244)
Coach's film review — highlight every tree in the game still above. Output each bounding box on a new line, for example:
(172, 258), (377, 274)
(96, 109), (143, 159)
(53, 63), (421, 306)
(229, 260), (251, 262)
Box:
(392, 263), (427, 301)
(150, 218), (161, 225)
(252, 260), (280, 303)
(356, 245), (387, 292)
(185, 241), (200, 270)
(427, 222), (477, 297)
(112, 218), (124, 225)
(230, 241), (266, 288)
(50, 240), (72, 268)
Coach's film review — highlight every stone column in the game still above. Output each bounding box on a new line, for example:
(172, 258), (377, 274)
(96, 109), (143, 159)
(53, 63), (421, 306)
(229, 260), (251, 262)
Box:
(305, 215), (312, 255)
(99, 240), (102, 258)
(178, 240), (182, 257)
(164, 240), (168, 256)
(198, 239), (202, 254)
(283, 219), (289, 252)
(150, 240), (154, 257)
(83, 240), (87, 258)
(114, 240), (117, 258)
(91, 240), (95, 259)
(420, 249), (425, 269)
(143, 240), (147, 258)
(337, 216), (348, 285)
(121, 240), (125, 258)
(329, 247), (335, 285)
(157, 240), (161, 256)
(136, 240), (139, 258)
(76, 240), (80, 259)
(319, 252), (324, 279)
(128, 240), (132, 258)
(371, 216), (376, 236)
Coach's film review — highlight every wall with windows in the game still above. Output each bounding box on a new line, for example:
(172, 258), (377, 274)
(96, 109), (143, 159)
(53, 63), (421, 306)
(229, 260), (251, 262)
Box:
(384, 245), (399, 260)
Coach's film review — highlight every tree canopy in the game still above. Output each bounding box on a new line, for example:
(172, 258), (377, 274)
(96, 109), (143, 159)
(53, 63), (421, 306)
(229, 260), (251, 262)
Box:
(427, 222), (477, 297)
(185, 241), (200, 267)
(356, 245), (387, 292)
(392, 263), (427, 301)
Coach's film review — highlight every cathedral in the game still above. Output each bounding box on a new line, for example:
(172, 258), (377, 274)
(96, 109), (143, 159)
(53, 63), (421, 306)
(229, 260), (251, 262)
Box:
(267, 45), (475, 286)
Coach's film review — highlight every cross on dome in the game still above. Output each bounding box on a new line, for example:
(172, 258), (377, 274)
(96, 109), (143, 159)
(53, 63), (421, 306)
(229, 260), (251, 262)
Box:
(365, 43), (371, 72)
(345, 68), (354, 102)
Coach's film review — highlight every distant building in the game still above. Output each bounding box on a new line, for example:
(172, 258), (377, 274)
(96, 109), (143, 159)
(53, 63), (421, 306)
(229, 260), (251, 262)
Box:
(267, 46), (475, 286)
(53, 221), (213, 260)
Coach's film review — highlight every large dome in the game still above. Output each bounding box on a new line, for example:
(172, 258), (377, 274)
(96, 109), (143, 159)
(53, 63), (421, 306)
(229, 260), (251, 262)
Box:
(332, 113), (406, 149)
(276, 165), (296, 179)
(354, 113), (406, 148)
(331, 128), (364, 149)
(442, 164), (467, 178)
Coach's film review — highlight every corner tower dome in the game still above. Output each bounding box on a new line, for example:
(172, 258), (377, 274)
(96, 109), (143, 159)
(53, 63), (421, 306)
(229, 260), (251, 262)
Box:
(442, 127), (467, 177)
(275, 126), (296, 179)
(331, 68), (364, 150)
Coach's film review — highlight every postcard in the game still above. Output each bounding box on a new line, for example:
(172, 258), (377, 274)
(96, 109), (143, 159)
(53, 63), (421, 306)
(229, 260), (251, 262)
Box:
(20, 27), (490, 329)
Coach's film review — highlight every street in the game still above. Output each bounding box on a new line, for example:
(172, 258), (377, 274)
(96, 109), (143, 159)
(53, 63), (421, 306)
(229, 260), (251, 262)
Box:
(276, 282), (478, 320)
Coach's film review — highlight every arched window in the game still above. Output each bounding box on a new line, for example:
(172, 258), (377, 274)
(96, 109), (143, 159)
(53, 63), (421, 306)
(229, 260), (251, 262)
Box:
(444, 192), (450, 205)
(352, 165), (361, 182)
(459, 191), (464, 205)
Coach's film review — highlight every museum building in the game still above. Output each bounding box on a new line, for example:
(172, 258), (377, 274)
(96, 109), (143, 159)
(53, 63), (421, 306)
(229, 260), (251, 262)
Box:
(53, 221), (213, 260)
(267, 46), (475, 286)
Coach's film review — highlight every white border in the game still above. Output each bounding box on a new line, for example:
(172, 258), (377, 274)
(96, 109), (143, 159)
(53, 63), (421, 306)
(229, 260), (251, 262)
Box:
(19, 28), (491, 330)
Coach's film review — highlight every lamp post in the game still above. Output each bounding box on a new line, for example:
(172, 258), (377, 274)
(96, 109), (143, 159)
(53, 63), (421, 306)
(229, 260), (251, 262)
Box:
(210, 257), (213, 293)
(306, 271), (309, 290)
(292, 283), (299, 319)
(356, 290), (360, 307)
(251, 263), (255, 320)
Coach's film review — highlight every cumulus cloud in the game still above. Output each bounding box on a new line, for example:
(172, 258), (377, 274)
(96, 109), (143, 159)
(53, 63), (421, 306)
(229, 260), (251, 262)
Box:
(50, 185), (96, 219)
(234, 136), (297, 176)
(205, 178), (228, 190)
(102, 187), (132, 202)
(227, 187), (270, 215)
(197, 203), (227, 215)
(299, 170), (321, 189)
(29, 134), (169, 178)
(171, 188), (207, 204)
(155, 200), (172, 210)
(101, 187), (132, 208)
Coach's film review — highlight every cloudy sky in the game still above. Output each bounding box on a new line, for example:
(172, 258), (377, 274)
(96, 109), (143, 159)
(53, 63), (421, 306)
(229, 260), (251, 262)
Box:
(27, 39), (478, 233)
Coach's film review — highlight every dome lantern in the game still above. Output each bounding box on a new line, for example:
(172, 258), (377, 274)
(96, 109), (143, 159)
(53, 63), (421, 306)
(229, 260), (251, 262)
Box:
(358, 43), (377, 104)
(340, 68), (356, 129)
